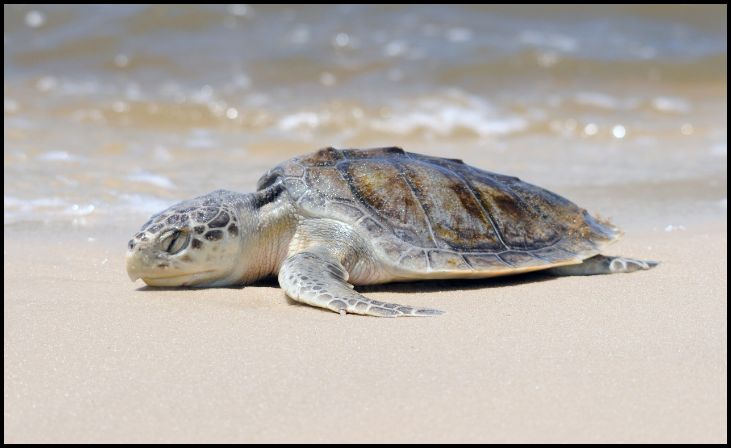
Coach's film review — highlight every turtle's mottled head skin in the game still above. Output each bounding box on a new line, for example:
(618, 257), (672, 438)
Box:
(126, 190), (251, 287)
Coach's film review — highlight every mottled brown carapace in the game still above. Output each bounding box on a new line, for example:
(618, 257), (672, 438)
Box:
(259, 147), (619, 272)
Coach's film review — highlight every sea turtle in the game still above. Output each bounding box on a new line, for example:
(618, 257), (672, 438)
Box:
(126, 147), (658, 317)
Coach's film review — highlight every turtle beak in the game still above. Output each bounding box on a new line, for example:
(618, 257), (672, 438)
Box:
(126, 250), (143, 282)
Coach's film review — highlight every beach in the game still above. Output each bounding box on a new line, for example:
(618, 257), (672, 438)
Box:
(4, 213), (727, 443)
(4, 4), (727, 443)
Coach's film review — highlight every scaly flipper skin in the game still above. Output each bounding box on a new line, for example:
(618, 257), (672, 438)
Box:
(278, 249), (444, 317)
(547, 255), (659, 276)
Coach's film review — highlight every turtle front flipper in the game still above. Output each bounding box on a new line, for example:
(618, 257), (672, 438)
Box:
(278, 249), (444, 317)
(547, 254), (659, 276)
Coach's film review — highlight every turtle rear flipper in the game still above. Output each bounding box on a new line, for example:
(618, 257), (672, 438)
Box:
(547, 255), (659, 276)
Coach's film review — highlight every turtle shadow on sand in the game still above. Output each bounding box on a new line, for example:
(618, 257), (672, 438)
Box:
(133, 273), (558, 316)
(133, 266), (645, 316)
(357, 271), (558, 294)
(136, 270), (557, 295)
(264, 272), (560, 311)
(248, 271), (559, 293)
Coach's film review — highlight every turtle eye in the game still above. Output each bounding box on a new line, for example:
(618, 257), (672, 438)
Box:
(161, 230), (190, 255)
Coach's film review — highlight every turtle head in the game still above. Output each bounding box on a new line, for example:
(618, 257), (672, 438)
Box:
(126, 190), (250, 287)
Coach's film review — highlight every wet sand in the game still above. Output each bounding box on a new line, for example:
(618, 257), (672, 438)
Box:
(4, 221), (726, 443)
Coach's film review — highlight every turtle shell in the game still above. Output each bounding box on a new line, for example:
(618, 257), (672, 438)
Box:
(257, 147), (620, 276)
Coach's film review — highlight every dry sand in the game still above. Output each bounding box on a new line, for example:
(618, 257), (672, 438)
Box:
(3, 222), (727, 443)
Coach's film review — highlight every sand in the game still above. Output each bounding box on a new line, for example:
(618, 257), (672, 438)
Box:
(3, 220), (727, 443)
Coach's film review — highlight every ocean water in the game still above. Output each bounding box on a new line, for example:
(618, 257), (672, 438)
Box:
(3, 5), (727, 229)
